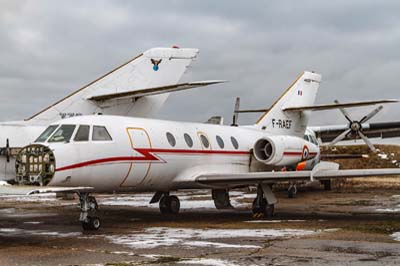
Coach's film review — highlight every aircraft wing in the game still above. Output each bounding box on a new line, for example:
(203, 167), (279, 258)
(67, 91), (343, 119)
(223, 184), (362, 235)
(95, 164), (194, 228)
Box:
(195, 166), (400, 187)
(282, 99), (398, 112)
(310, 121), (400, 143)
(87, 80), (226, 102)
(0, 184), (93, 196)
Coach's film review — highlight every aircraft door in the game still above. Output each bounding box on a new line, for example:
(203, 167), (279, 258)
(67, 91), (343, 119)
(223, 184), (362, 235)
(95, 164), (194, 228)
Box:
(120, 128), (152, 187)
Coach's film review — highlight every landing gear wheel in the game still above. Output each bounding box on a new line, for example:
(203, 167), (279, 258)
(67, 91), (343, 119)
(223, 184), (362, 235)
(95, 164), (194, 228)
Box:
(252, 198), (275, 219)
(159, 195), (180, 214)
(252, 198), (266, 219)
(168, 195), (180, 214)
(159, 195), (171, 214)
(287, 185), (297, 198)
(322, 180), (332, 191)
(82, 216), (101, 231)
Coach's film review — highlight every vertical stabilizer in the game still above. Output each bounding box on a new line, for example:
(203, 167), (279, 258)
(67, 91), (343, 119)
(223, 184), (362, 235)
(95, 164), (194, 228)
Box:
(254, 71), (321, 137)
(26, 47), (199, 125)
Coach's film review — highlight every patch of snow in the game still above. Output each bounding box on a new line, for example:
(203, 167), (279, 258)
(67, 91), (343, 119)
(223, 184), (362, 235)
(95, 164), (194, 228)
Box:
(0, 227), (81, 237)
(106, 227), (317, 250)
(391, 232), (400, 241)
(24, 221), (42, 225)
(378, 153), (388, 160)
(376, 207), (400, 212)
(179, 258), (238, 266)
(0, 181), (10, 186)
(245, 219), (307, 223)
(100, 192), (249, 209)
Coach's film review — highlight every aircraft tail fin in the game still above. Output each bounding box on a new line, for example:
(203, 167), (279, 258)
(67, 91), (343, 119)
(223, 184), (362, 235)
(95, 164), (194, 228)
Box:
(254, 71), (322, 137)
(26, 47), (199, 124)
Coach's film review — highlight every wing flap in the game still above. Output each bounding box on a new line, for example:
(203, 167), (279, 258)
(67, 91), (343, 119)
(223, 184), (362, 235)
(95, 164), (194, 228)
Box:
(88, 80), (226, 102)
(0, 185), (93, 196)
(283, 99), (398, 112)
(196, 168), (400, 186)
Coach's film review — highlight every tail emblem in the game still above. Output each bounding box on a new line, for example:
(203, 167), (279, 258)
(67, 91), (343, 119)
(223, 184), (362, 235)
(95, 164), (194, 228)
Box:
(151, 59), (162, 71)
(297, 90), (303, 96)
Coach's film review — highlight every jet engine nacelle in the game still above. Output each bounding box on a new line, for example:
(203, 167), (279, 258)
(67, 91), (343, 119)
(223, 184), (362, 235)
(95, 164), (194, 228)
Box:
(253, 136), (318, 166)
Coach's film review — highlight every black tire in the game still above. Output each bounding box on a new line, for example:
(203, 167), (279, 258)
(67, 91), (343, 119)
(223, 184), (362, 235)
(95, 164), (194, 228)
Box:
(82, 216), (101, 231)
(264, 204), (275, 218)
(159, 195), (171, 214)
(322, 180), (332, 191)
(89, 216), (101, 230)
(252, 198), (267, 218)
(168, 195), (180, 214)
(288, 186), (296, 198)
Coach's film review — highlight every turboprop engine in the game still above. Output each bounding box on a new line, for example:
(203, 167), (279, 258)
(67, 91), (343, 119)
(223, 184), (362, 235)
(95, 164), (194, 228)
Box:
(253, 136), (319, 166)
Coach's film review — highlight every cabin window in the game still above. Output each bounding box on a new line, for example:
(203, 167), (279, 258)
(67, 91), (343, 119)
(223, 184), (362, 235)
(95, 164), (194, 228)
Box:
(35, 125), (59, 142)
(200, 134), (210, 148)
(48, 125), (76, 143)
(166, 132), (176, 147)
(230, 136), (239, 149)
(74, 125), (90, 142)
(92, 126), (112, 141)
(216, 135), (224, 149)
(184, 133), (193, 148)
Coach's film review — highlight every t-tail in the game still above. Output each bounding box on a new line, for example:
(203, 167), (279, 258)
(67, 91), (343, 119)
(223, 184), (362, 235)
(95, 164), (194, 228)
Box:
(25, 47), (200, 125)
(254, 71), (322, 137)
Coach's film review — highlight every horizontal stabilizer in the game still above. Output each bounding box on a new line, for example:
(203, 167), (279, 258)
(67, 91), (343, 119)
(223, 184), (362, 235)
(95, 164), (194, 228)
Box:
(283, 99), (398, 112)
(236, 108), (269, 113)
(88, 80), (226, 102)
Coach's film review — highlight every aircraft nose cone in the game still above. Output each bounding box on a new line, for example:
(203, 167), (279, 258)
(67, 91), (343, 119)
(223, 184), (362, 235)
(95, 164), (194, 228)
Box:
(15, 144), (56, 186)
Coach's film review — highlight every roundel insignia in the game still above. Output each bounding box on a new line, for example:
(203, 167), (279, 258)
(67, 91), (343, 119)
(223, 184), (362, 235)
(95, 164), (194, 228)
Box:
(302, 145), (309, 160)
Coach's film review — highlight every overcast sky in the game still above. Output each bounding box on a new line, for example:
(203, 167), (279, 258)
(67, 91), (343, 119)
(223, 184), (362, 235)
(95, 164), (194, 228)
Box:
(1, 1), (399, 127)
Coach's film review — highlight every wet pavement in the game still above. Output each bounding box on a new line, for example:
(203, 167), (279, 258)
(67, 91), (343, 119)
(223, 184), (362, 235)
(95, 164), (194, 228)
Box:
(1, 188), (400, 266)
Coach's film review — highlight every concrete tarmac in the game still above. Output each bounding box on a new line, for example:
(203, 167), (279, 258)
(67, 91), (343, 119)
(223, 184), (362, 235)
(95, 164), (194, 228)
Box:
(1, 188), (400, 266)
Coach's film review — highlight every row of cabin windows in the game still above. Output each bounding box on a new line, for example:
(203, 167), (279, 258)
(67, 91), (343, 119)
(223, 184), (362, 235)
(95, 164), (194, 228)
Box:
(35, 124), (112, 143)
(166, 132), (239, 150)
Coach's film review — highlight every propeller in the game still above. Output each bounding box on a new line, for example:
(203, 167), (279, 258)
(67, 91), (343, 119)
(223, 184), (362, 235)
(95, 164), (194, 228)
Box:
(330, 100), (383, 152)
(6, 138), (10, 163)
(231, 97), (240, 126)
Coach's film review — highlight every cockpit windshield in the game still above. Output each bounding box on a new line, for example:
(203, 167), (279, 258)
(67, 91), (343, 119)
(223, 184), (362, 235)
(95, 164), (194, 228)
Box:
(35, 125), (59, 143)
(48, 125), (76, 143)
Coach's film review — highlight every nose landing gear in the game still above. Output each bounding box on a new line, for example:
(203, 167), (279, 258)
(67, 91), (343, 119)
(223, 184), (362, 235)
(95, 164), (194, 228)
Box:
(79, 193), (100, 231)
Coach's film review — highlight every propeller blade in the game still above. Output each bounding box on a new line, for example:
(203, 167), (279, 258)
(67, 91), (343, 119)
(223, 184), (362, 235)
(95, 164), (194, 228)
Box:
(358, 131), (377, 152)
(330, 128), (352, 145)
(6, 138), (9, 163)
(360, 105), (383, 123)
(334, 100), (353, 123)
(232, 97), (240, 126)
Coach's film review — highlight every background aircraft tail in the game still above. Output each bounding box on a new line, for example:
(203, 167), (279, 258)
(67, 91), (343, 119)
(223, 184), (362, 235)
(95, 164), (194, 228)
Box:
(26, 47), (199, 125)
(253, 71), (321, 137)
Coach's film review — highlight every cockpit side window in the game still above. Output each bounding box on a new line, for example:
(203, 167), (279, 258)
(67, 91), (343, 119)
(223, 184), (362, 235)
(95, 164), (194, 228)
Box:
(92, 126), (112, 141)
(35, 125), (59, 143)
(303, 135), (310, 141)
(48, 125), (76, 143)
(74, 125), (90, 142)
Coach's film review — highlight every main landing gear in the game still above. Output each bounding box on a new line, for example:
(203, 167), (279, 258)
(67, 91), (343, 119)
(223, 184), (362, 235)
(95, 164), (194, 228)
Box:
(79, 193), (100, 231)
(252, 184), (277, 219)
(159, 192), (180, 214)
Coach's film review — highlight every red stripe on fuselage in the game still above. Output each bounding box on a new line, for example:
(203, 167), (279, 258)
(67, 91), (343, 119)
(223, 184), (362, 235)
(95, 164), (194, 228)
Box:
(55, 148), (250, 172)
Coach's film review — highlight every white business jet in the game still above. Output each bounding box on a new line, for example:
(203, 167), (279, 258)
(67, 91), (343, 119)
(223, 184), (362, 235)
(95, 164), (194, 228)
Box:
(0, 47), (223, 180)
(5, 71), (400, 230)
